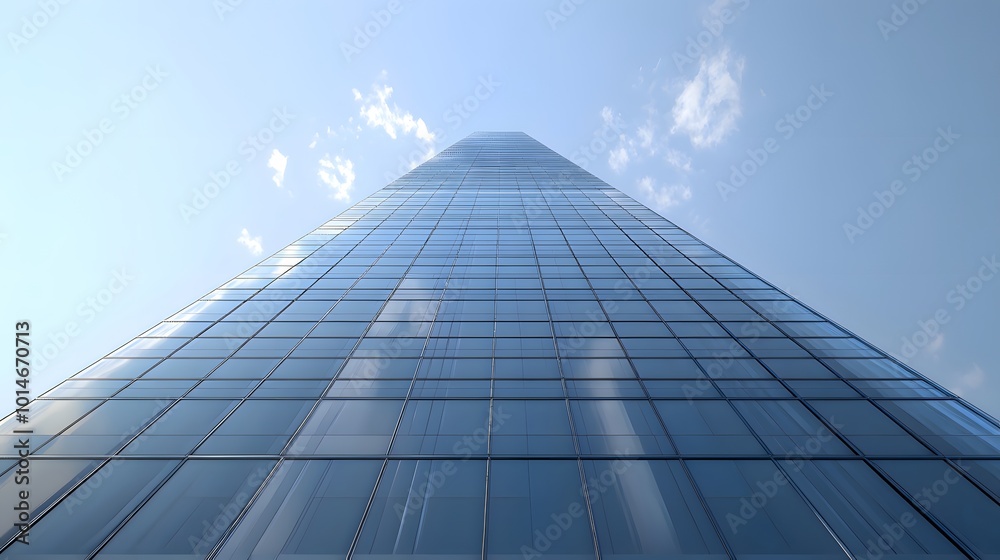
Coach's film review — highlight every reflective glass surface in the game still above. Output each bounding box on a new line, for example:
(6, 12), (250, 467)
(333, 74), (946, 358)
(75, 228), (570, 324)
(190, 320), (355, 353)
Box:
(2, 132), (998, 558)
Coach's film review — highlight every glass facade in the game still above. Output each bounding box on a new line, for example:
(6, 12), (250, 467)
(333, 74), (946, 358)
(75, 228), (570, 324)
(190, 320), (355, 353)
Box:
(2, 131), (999, 558)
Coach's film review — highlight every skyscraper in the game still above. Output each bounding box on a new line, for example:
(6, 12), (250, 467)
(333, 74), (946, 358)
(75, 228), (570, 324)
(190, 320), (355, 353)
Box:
(3, 131), (999, 559)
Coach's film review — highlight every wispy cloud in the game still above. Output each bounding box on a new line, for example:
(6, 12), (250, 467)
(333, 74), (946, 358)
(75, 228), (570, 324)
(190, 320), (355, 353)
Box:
(671, 48), (745, 148)
(601, 106), (636, 172)
(267, 149), (288, 188)
(318, 154), (356, 202)
(665, 148), (692, 173)
(237, 228), (263, 256)
(638, 176), (692, 212)
(353, 83), (434, 143)
(925, 333), (945, 356)
(636, 120), (655, 153)
(608, 146), (630, 172)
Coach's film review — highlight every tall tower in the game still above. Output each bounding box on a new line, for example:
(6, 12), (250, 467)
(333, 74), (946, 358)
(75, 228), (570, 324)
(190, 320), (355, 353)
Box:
(3, 132), (999, 559)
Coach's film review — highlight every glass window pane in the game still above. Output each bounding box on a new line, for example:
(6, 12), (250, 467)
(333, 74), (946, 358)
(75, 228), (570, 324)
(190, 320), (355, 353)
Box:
(353, 459), (486, 558)
(877, 400), (1000, 455)
(571, 400), (672, 455)
(5, 460), (178, 558)
(391, 400), (490, 456)
(38, 399), (171, 456)
(214, 460), (381, 559)
(562, 358), (635, 379)
(487, 460), (595, 559)
(121, 400), (239, 455)
(655, 401), (766, 455)
(195, 400), (313, 455)
(0, 399), (102, 450)
(733, 400), (852, 456)
(491, 400), (575, 456)
(493, 379), (565, 398)
(325, 379), (411, 398)
(687, 460), (848, 558)
(97, 459), (275, 558)
(878, 460), (1000, 558)
(493, 358), (559, 379)
(809, 400), (932, 456)
(0, 459), (103, 544)
(585, 459), (727, 558)
(289, 400), (404, 455)
(785, 460), (963, 558)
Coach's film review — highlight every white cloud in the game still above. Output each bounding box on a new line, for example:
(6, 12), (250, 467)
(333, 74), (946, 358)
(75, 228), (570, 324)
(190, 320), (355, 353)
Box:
(638, 176), (692, 212)
(925, 333), (945, 355)
(237, 228), (263, 256)
(318, 154), (356, 202)
(308, 133), (318, 149)
(671, 48), (745, 148)
(637, 121), (655, 153)
(665, 148), (693, 173)
(608, 146), (630, 172)
(599, 106), (635, 172)
(355, 83), (435, 144)
(267, 149), (288, 188)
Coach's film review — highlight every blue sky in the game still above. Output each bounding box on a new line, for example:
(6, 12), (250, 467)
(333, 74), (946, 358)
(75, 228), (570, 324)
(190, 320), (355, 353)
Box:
(3, 0), (998, 417)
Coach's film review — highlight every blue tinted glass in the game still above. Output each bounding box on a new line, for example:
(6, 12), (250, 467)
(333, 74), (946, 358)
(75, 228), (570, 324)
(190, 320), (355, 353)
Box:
(786, 460), (962, 558)
(214, 460), (381, 559)
(5, 460), (178, 557)
(98, 459), (275, 557)
(733, 400), (851, 456)
(195, 400), (313, 455)
(656, 400), (766, 455)
(491, 400), (575, 456)
(878, 399), (1000, 455)
(487, 460), (595, 558)
(878, 460), (1000, 558)
(572, 400), (673, 455)
(391, 400), (490, 455)
(290, 399), (403, 455)
(585, 460), (727, 557)
(353, 459), (486, 558)
(809, 400), (932, 456)
(121, 400), (238, 455)
(687, 460), (848, 557)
